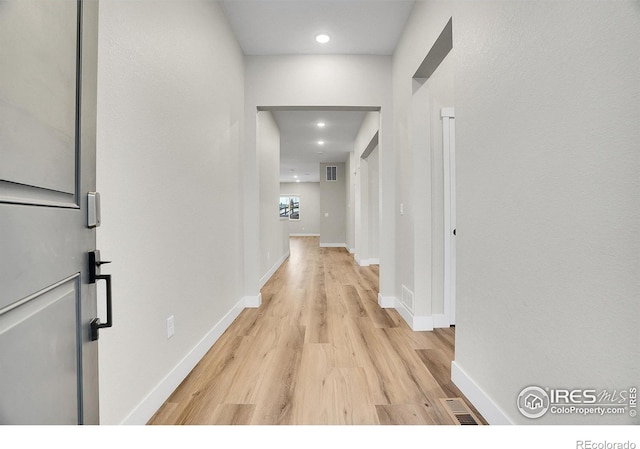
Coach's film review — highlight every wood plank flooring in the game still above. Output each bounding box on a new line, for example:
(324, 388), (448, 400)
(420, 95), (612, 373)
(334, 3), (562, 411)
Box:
(148, 236), (485, 425)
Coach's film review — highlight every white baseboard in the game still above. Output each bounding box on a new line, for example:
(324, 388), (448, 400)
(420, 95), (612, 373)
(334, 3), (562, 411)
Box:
(289, 233), (320, 237)
(119, 297), (247, 425)
(451, 361), (513, 425)
(379, 295), (434, 331)
(243, 293), (262, 308)
(433, 313), (450, 328)
(395, 297), (433, 331)
(355, 255), (379, 267)
(319, 242), (347, 248)
(378, 293), (396, 308)
(259, 251), (289, 288)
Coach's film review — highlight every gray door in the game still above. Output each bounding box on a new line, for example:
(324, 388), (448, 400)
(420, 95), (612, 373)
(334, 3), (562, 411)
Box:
(0, 0), (100, 424)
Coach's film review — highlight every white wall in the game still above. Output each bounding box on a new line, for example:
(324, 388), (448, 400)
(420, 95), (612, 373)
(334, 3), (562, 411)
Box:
(96, 0), (245, 424)
(453, 1), (640, 425)
(346, 153), (355, 252)
(394, 0), (640, 424)
(258, 111), (288, 287)
(244, 55), (394, 298)
(320, 163), (346, 246)
(392, 1), (455, 325)
(281, 182), (321, 236)
(352, 111), (381, 266)
(367, 146), (380, 262)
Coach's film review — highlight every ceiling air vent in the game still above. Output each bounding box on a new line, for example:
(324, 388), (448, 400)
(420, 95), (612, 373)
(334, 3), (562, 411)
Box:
(326, 166), (337, 181)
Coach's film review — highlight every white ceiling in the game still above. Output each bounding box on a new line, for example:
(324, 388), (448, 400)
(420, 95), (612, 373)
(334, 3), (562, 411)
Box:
(273, 109), (368, 183)
(220, 0), (415, 182)
(220, 0), (415, 56)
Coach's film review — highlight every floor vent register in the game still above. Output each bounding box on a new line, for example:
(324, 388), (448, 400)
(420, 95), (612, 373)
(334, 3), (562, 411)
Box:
(440, 398), (482, 425)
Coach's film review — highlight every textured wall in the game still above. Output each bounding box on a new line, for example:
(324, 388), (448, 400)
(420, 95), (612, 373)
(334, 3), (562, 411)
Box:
(281, 182), (321, 236)
(392, 1), (455, 318)
(258, 111), (288, 281)
(320, 163), (347, 246)
(352, 111), (381, 264)
(452, 1), (640, 424)
(393, 0), (640, 424)
(96, 0), (245, 424)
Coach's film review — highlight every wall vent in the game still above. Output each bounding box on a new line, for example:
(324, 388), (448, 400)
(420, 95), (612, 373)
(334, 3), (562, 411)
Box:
(326, 166), (337, 181)
(440, 398), (482, 425)
(401, 285), (414, 312)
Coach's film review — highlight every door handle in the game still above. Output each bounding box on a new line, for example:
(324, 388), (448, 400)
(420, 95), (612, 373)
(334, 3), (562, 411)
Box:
(88, 251), (113, 341)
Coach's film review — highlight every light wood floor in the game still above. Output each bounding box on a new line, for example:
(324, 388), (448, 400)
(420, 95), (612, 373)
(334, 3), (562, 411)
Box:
(148, 236), (485, 425)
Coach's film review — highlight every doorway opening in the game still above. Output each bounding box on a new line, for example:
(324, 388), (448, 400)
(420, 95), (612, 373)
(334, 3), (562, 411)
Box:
(256, 106), (382, 296)
(409, 16), (455, 327)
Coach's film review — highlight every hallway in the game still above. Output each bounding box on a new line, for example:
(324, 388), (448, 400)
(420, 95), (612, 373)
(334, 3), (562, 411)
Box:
(148, 237), (484, 425)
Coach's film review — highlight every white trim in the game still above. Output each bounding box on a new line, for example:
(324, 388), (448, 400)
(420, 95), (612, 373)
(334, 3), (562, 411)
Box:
(319, 242), (347, 248)
(243, 293), (262, 308)
(378, 293), (396, 308)
(289, 233), (320, 237)
(354, 256), (379, 267)
(451, 361), (513, 425)
(394, 298), (434, 331)
(119, 297), (247, 425)
(345, 244), (354, 254)
(449, 113), (457, 324)
(377, 294), (438, 331)
(442, 107), (456, 326)
(440, 107), (455, 118)
(259, 250), (290, 288)
(433, 313), (450, 329)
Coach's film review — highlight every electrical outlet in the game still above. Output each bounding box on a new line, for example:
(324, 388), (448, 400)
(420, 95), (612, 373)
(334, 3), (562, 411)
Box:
(167, 315), (175, 339)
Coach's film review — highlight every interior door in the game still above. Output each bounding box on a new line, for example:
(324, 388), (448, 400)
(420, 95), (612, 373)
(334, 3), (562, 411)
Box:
(0, 0), (100, 424)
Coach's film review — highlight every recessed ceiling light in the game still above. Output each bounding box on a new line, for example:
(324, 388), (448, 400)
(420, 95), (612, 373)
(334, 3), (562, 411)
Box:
(315, 34), (330, 44)
(316, 151), (324, 154)
(296, 180), (300, 183)
(317, 122), (325, 128)
(318, 140), (325, 145)
(294, 175), (298, 178)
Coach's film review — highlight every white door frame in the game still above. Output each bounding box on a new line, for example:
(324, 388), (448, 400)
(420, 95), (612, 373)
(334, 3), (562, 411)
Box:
(442, 107), (456, 325)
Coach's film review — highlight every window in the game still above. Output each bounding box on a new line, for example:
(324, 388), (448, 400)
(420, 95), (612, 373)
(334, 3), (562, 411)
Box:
(326, 166), (337, 181)
(279, 195), (300, 220)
